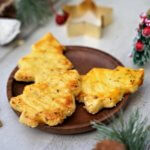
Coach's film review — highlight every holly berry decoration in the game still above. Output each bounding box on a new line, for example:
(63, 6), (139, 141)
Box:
(142, 27), (150, 37)
(131, 10), (150, 66)
(55, 11), (69, 25)
(135, 41), (144, 52)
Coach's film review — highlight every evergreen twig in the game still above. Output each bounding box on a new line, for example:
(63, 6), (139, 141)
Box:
(14, 0), (56, 26)
(92, 110), (150, 150)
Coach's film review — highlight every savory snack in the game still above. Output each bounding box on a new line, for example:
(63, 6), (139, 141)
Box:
(11, 69), (81, 127)
(32, 32), (64, 54)
(14, 33), (72, 82)
(14, 49), (73, 82)
(10, 33), (81, 127)
(10, 83), (76, 127)
(35, 69), (81, 96)
(78, 66), (144, 114)
(9, 32), (144, 129)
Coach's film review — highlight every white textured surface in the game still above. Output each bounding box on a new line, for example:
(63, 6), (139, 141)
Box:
(0, 0), (150, 150)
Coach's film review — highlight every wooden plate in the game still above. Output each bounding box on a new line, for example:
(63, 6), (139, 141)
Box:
(7, 46), (129, 134)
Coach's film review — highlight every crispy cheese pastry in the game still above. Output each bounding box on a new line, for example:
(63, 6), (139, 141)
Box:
(32, 33), (65, 54)
(14, 33), (71, 82)
(35, 69), (81, 96)
(10, 83), (76, 127)
(78, 66), (144, 114)
(14, 46), (73, 82)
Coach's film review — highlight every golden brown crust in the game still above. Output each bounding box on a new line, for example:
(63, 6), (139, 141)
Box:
(32, 33), (64, 54)
(15, 52), (73, 82)
(35, 69), (81, 96)
(78, 66), (144, 114)
(10, 83), (76, 127)
(10, 33), (81, 127)
(14, 33), (73, 82)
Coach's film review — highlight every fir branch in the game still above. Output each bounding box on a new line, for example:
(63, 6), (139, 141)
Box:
(92, 110), (150, 150)
(133, 50), (145, 66)
(14, 0), (54, 26)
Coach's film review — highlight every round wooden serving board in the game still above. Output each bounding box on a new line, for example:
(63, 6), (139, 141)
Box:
(7, 46), (129, 134)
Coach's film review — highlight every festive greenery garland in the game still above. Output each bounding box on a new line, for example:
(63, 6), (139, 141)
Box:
(92, 110), (150, 150)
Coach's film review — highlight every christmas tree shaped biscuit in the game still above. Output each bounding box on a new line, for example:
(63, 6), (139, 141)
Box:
(15, 33), (73, 82)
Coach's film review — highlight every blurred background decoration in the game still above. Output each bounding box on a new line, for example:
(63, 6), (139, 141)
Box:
(131, 10), (150, 66)
(0, 0), (15, 18)
(0, 0), (113, 46)
(0, 0), (59, 25)
(63, 0), (113, 38)
(0, 0), (59, 46)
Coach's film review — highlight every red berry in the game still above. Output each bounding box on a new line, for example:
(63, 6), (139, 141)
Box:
(55, 11), (68, 25)
(135, 41), (144, 52)
(142, 27), (150, 37)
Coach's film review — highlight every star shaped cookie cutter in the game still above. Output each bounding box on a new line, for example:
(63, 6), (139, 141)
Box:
(63, 0), (113, 38)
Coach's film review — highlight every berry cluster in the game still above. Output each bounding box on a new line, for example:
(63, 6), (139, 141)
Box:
(132, 12), (150, 65)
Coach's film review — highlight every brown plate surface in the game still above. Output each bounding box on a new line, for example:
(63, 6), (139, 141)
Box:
(7, 46), (129, 134)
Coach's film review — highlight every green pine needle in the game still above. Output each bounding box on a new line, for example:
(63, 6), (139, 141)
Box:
(15, 0), (53, 26)
(133, 50), (147, 66)
(92, 110), (150, 150)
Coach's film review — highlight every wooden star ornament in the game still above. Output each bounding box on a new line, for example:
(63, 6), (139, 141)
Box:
(63, 0), (113, 38)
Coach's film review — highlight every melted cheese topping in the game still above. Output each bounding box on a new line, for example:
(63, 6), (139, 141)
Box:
(35, 69), (81, 96)
(15, 50), (72, 82)
(10, 83), (76, 127)
(14, 33), (72, 82)
(10, 33), (81, 127)
(32, 33), (64, 54)
(78, 66), (144, 114)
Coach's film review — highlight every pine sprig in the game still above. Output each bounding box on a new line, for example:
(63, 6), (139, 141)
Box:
(15, 0), (54, 26)
(92, 110), (150, 150)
